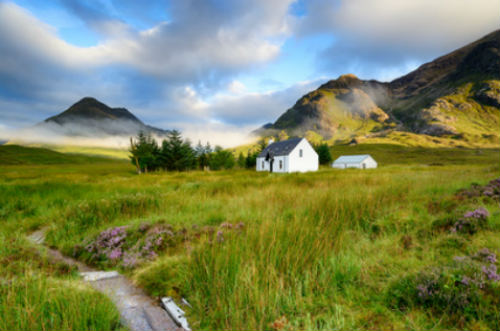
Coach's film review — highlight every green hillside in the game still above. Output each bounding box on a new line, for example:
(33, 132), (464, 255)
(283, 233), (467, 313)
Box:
(260, 30), (500, 148)
(0, 145), (125, 165)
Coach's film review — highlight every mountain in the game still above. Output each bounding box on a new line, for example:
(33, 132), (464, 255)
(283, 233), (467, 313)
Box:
(41, 97), (167, 136)
(261, 30), (500, 147)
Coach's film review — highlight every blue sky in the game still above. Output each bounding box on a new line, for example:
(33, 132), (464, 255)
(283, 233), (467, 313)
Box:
(0, 0), (498, 145)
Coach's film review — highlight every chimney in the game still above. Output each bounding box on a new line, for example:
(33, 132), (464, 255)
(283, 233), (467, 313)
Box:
(268, 138), (274, 146)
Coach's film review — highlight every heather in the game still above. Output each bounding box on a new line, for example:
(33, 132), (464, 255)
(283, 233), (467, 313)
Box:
(433, 207), (490, 235)
(387, 249), (500, 327)
(75, 221), (245, 269)
(0, 144), (499, 330)
(456, 178), (500, 201)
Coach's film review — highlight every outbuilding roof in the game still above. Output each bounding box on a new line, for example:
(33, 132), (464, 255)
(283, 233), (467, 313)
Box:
(332, 154), (372, 164)
(258, 137), (303, 157)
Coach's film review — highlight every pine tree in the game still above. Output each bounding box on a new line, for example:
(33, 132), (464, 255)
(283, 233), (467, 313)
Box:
(129, 131), (160, 173)
(195, 141), (209, 170)
(237, 152), (245, 168)
(158, 130), (195, 171)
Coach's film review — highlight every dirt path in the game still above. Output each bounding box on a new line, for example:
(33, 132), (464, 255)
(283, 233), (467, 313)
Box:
(27, 229), (182, 331)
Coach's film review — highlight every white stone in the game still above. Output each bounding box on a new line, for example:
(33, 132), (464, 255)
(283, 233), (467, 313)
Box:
(80, 271), (120, 282)
(161, 297), (191, 331)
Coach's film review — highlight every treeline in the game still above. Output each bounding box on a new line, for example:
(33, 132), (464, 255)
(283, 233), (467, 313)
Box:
(129, 131), (333, 173)
(129, 131), (260, 173)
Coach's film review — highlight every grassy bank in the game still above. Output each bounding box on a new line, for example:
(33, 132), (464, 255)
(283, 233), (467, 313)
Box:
(0, 144), (498, 330)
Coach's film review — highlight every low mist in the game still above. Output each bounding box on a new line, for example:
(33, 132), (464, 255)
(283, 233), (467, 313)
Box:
(0, 120), (257, 149)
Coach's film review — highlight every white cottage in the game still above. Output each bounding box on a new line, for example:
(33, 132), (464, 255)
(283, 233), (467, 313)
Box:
(256, 138), (318, 173)
(332, 154), (377, 169)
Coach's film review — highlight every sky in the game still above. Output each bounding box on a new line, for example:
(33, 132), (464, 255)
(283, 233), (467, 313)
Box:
(0, 0), (498, 146)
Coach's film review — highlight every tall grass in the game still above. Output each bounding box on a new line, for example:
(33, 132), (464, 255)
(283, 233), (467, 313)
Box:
(0, 277), (122, 331)
(0, 145), (498, 330)
(0, 233), (122, 331)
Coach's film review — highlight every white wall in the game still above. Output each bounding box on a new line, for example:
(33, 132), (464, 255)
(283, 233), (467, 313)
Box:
(256, 155), (289, 172)
(333, 162), (360, 169)
(256, 157), (269, 171)
(363, 157), (377, 169)
(332, 156), (378, 169)
(287, 138), (318, 173)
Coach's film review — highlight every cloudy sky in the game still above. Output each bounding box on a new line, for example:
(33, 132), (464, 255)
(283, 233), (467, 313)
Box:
(0, 0), (498, 145)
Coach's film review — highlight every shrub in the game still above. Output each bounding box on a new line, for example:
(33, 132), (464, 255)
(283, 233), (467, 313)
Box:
(134, 255), (190, 298)
(387, 249), (500, 326)
(76, 223), (185, 268)
(208, 147), (235, 170)
(432, 208), (489, 235)
(450, 208), (489, 234)
(456, 178), (500, 201)
(76, 221), (244, 269)
(314, 143), (332, 165)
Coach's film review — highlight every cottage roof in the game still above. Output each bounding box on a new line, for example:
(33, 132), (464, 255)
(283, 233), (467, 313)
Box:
(332, 154), (372, 164)
(258, 138), (303, 157)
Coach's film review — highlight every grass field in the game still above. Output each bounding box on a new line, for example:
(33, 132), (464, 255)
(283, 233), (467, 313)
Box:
(0, 144), (499, 330)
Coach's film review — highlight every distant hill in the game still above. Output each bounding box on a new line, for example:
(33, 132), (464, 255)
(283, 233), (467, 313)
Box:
(0, 145), (123, 165)
(260, 30), (500, 147)
(40, 97), (168, 136)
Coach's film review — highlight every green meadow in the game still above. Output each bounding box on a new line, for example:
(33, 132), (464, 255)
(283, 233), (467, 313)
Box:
(0, 144), (499, 330)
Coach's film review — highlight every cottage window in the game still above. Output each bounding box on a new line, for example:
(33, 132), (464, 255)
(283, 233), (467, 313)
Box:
(279, 160), (283, 169)
(299, 149), (303, 157)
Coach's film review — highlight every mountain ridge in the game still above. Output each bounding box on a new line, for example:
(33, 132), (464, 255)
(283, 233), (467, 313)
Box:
(260, 29), (500, 147)
(40, 97), (167, 136)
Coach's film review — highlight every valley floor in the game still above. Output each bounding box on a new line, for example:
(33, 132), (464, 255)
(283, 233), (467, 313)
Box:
(0, 145), (499, 330)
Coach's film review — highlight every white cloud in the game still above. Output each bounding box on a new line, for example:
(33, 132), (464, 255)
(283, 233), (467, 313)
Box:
(296, 0), (499, 79)
(175, 122), (257, 148)
(228, 80), (247, 95)
(160, 79), (324, 126)
(327, 0), (498, 50)
(0, 0), (300, 135)
(0, 1), (293, 80)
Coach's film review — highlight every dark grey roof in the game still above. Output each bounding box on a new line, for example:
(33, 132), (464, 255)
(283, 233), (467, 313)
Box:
(258, 138), (303, 157)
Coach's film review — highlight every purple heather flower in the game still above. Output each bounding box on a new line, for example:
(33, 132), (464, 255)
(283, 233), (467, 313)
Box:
(216, 230), (224, 243)
(220, 223), (233, 229)
(484, 190), (494, 197)
(108, 248), (122, 260)
(475, 248), (498, 264)
(155, 236), (163, 246)
(461, 276), (471, 286)
(464, 208), (489, 220)
(123, 252), (139, 268)
(482, 265), (500, 281)
(417, 284), (427, 298)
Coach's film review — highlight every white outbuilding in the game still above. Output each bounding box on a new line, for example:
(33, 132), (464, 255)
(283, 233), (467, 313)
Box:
(332, 154), (377, 169)
(256, 137), (318, 173)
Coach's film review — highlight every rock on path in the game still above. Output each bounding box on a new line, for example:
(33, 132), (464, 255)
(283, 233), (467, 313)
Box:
(27, 230), (182, 331)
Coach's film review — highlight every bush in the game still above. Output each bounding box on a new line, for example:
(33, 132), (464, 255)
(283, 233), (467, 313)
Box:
(76, 223), (187, 269)
(432, 207), (489, 235)
(456, 178), (500, 201)
(314, 143), (332, 165)
(208, 147), (235, 170)
(134, 255), (190, 298)
(387, 249), (500, 326)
